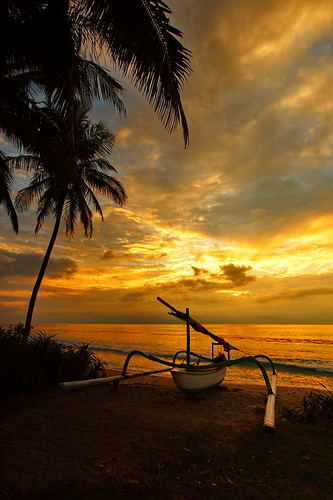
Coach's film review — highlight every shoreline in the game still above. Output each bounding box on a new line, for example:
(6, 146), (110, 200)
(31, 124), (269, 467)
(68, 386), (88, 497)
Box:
(106, 368), (331, 391)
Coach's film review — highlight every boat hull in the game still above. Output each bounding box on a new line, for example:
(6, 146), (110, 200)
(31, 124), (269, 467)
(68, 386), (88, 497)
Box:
(171, 366), (227, 394)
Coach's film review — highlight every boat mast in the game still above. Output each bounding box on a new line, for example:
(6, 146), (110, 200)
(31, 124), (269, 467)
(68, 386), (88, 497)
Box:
(186, 307), (191, 367)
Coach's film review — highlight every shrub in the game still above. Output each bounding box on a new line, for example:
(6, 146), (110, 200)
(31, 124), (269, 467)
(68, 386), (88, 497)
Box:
(0, 325), (106, 396)
(282, 384), (333, 422)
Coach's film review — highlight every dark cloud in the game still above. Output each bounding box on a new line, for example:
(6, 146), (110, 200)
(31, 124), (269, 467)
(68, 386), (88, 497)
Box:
(153, 265), (256, 293)
(0, 249), (43, 278)
(0, 249), (78, 279)
(220, 264), (256, 286)
(191, 264), (256, 288)
(47, 259), (78, 279)
(191, 266), (210, 276)
(101, 246), (167, 265)
(101, 250), (117, 260)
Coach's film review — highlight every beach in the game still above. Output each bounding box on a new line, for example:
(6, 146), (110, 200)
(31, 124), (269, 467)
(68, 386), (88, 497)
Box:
(1, 372), (332, 499)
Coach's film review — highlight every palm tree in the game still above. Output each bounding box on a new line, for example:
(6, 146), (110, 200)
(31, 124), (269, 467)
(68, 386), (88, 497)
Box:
(18, 0), (191, 144)
(2, 1), (190, 338)
(0, 1), (126, 230)
(0, 0), (191, 229)
(11, 103), (127, 341)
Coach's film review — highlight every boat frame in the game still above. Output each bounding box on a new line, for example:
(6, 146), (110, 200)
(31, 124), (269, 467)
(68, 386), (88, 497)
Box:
(59, 297), (278, 433)
(120, 299), (277, 432)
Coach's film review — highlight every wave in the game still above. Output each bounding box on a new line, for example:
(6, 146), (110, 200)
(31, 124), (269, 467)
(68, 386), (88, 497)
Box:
(61, 339), (177, 361)
(226, 336), (333, 346)
(60, 339), (333, 378)
(244, 359), (333, 378)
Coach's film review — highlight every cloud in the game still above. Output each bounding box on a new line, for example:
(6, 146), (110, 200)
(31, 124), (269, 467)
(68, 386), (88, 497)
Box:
(220, 263), (256, 286)
(0, 249), (43, 278)
(257, 286), (333, 303)
(190, 263), (256, 287)
(191, 266), (210, 276)
(1, 0), (333, 324)
(0, 248), (78, 279)
(47, 258), (78, 279)
(101, 250), (120, 260)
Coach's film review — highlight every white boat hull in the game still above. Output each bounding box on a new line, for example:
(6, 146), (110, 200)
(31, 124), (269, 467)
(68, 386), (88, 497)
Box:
(171, 366), (227, 394)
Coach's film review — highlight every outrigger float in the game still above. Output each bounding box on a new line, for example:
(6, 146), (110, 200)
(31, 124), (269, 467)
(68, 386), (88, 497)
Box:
(60, 297), (277, 433)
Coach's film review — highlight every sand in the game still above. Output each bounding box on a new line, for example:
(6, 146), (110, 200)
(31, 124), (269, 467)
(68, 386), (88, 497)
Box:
(0, 372), (309, 497)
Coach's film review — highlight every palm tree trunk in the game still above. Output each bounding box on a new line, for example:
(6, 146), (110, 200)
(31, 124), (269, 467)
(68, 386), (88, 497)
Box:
(23, 206), (63, 342)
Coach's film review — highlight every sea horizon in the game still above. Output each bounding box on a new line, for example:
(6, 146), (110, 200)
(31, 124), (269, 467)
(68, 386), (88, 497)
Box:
(30, 321), (333, 325)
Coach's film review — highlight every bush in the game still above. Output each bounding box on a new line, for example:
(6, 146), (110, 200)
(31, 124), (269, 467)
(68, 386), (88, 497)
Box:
(0, 324), (106, 396)
(282, 384), (333, 422)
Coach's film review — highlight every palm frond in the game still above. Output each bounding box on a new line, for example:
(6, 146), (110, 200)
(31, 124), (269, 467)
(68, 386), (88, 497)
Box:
(7, 154), (43, 172)
(78, 58), (126, 115)
(78, 196), (93, 238)
(35, 191), (59, 234)
(63, 194), (79, 237)
(83, 0), (191, 146)
(0, 151), (19, 233)
(67, 189), (93, 238)
(82, 184), (104, 219)
(78, 129), (115, 162)
(15, 177), (51, 212)
(83, 158), (118, 173)
(83, 169), (127, 206)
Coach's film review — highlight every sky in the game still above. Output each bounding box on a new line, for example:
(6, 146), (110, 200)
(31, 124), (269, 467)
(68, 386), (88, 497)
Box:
(1, 0), (333, 325)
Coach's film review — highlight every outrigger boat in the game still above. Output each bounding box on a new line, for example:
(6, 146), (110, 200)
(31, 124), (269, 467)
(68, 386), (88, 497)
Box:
(158, 297), (228, 394)
(60, 296), (277, 432)
(120, 297), (277, 432)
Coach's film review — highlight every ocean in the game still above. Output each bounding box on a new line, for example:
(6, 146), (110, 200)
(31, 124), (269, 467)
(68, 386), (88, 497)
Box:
(34, 323), (333, 390)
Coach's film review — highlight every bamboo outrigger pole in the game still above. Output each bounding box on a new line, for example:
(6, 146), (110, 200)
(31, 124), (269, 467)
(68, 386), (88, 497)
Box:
(263, 373), (277, 433)
(58, 367), (172, 390)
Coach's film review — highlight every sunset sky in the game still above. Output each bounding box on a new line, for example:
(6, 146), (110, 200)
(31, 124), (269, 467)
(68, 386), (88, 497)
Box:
(1, 0), (333, 325)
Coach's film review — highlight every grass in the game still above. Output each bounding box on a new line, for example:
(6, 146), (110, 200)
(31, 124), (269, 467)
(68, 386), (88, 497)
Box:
(282, 384), (333, 422)
(0, 324), (106, 395)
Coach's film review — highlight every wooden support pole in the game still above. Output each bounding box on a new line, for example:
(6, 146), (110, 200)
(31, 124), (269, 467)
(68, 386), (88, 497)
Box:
(186, 307), (190, 368)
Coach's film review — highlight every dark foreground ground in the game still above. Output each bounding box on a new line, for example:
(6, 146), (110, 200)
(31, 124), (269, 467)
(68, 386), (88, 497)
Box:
(1, 375), (332, 499)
